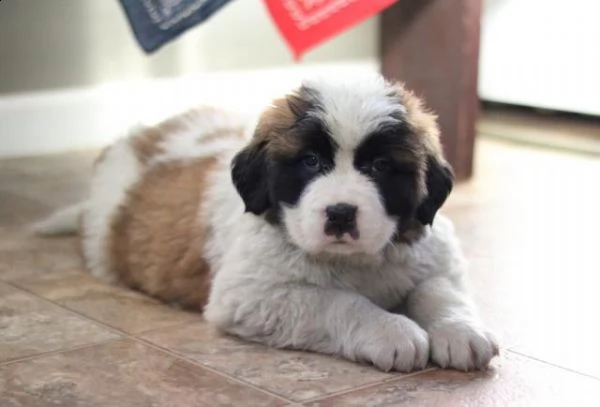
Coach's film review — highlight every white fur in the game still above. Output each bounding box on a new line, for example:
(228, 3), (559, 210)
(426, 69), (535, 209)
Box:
(81, 137), (142, 282)
(282, 150), (397, 255)
(305, 75), (405, 150)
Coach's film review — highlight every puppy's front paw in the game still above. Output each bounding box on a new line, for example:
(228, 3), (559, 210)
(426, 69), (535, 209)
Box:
(429, 319), (499, 371)
(356, 315), (429, 372)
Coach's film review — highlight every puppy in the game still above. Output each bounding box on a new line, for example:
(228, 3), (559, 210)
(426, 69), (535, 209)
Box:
(37, 75), (498, 372)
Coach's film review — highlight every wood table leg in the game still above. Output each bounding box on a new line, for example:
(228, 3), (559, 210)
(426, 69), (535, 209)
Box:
(380, 0), (482, 181)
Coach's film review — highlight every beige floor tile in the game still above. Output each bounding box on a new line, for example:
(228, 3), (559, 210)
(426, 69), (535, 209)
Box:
(0, 149), (96, 173)
(0, 282), (119, 362)
(0, 234), (82, 281)
(12, 272), (203, 334)
(2, 176), (89, 209)
(0, 226), (74, 252)
(308, 351), (600, 407)
(143, 322), (394, 402)
(0, 192), (53, 228)
(0, 339), (285, 407)
(0, 151), (93, 230)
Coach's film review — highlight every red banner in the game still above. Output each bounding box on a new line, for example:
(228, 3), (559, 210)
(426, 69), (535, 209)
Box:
(264, 0), (397, 60)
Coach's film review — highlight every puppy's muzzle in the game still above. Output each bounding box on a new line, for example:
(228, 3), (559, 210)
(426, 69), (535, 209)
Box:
(324, 203), (360, 240)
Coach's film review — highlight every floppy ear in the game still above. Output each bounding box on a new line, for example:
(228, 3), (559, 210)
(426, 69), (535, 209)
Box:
(416, 155), (454, 225)
(231, 141), (271, 215)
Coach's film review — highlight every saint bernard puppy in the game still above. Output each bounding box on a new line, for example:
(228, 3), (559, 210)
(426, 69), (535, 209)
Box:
(36, 75), (498, 372)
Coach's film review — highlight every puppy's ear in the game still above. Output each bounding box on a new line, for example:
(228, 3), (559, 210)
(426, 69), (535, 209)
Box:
(416, 155), (454, 225)
(231, 141), (271, 215)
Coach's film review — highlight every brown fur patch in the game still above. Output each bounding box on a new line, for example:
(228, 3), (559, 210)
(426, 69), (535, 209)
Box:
(391, 82), (450, 199)
(196, 127), (245, 145)
(109, 158), (217, 311)
(394, 83), (443, 158)
(128, 107), (244, 165)
(254, 96), (307, 156)
(129, 126), (168, 165)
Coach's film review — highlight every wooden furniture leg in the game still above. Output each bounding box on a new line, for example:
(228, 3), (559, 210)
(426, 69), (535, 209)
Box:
(380, 0), (482, 181)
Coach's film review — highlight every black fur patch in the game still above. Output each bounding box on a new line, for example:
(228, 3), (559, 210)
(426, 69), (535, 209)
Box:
(354, 125), (421, 221)
(416, 155), (454, 225)
(231, 140), (271, 215)
(231, 110), (337, 223)
(269, 117), (337, 207)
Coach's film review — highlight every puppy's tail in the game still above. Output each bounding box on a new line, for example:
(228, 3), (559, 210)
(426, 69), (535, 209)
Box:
(32, 202), (85, 237)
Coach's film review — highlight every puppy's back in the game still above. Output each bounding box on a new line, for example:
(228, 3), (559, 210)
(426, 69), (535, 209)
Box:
(81, 107), (245, 309)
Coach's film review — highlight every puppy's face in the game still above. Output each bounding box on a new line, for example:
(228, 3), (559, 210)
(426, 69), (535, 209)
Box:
(232, 76), (453, 255)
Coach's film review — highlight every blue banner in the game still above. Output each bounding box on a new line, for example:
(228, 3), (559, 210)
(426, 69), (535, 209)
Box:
(119, 0), (236, 53)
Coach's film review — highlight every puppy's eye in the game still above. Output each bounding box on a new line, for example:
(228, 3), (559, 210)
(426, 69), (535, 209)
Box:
(302, 153), (321, 170)
(372, 158), (390, 173)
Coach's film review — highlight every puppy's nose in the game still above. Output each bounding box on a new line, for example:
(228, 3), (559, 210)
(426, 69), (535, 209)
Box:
(326, 203), (357, 224)
(325, 203), (358, 238)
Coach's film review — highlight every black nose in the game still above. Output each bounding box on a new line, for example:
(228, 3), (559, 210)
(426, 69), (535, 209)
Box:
(326, 203), (357, 223)
(325, 203), (358, 238)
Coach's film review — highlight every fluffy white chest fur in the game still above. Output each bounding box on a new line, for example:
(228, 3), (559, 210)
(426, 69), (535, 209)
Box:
(37, 75), (498, 372)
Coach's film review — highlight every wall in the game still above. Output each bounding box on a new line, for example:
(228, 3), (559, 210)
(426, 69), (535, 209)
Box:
(479, 0), (600, 116)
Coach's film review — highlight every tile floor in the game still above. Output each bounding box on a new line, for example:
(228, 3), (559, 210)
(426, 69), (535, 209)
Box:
(1, 125), (599, 406)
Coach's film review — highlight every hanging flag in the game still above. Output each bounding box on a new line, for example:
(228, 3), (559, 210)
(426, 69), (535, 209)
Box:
(264, 0), (397, 60)
(119, 0), (236, 53)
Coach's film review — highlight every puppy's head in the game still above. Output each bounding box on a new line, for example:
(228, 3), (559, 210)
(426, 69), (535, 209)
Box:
(232, 75), (453, 255)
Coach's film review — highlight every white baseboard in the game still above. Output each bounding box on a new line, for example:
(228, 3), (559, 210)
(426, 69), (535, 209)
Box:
(0, 62), (378, 158)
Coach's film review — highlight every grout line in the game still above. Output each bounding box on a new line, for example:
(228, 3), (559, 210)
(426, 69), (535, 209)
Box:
(134, 318), (204, 336)
(3, 281), (130, 339)
(130, 335), (294, 404)
(301, 367), (438, 404)
(136, 333), (438, 405)
(0, 339), (119, 367)
(7, 278), (198, 338)
(506, 349), (600, 382)
(4, 281), (293, 403)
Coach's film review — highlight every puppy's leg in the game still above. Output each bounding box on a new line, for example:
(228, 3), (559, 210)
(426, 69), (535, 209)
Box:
(406, 275), (499, 371)
(206, 283), (429, 372)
